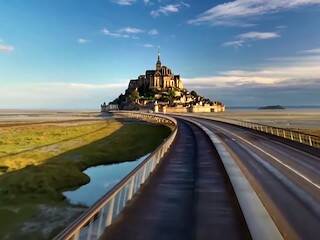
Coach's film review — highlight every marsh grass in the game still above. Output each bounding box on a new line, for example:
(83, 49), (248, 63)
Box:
(0, 119), (170, 239)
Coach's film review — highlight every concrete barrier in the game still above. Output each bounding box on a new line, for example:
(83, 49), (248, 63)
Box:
(180, 116), (283, 240)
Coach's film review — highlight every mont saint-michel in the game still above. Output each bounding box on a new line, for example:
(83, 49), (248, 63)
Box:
(101, 52), (225, 113)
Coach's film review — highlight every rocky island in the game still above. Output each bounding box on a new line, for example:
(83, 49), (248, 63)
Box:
(101, 52), (225, 113)
(258, 105), (286, 110)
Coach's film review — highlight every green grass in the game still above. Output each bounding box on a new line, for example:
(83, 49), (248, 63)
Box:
(0, 121), (112, 157)
(0, 120), (171, 239)
(0, 121), (123, 172)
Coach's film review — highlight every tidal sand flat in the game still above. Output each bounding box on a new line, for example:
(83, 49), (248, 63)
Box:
(0, 111), (171, 239)
(195, 108), (320, 137)
(0, 109), (106, 126)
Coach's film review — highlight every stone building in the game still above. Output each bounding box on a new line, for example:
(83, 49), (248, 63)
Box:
(104, 50), (226, 113)
(128, 51), (184, 91)
(101, 102), (119, 112)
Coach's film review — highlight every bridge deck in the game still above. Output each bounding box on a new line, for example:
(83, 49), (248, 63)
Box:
(194, 117), (320, 240)
(101, 120), (250, 240)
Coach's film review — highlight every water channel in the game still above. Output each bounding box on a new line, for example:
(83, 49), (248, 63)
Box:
(63, 154), (150, 206)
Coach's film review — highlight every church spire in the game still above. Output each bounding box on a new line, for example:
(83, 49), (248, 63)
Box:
(157, 47), (160, 61)
(156, 47), (161, 70)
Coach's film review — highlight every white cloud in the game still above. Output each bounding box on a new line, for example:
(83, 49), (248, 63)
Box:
(238, 31), (280, 40)
(102, 26), (160, 39)
(181, 1), (190, 8)
(184, 54), (320, 89)
(148, 29), (159, 35)
(223, 31), (280, 47)
(184, 46), (320, 105)
(276, 25), (287, 29)
(142, 43), (154, 48)
(0, 43), (15, 53)
(119, 27), (144, 34)
(223, 40), (244, 48)
(151, 2), (189, 17)
(0, 82), (128, 109)
(299, 48), (320, 54)
(151, 4), (180, 17)
(78, 38), (89, 44)
(112, 0), (136, 6)
(101, 28), (129, 38)
(65, 82), (127, 89)
(189, 0), (320, 26)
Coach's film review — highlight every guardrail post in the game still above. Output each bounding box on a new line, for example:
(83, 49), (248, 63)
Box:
(151, 156), (157, 172)
(96, 207), (106, 238)
(86, 219), (93, 240)
(127, 176), (135, 201)
(283, 131), (286, 138)
(299, 134), (302, 143)
(276, 129), (279, 136)
(141, 165), (147, 184)
(116, 191), (123, 215)
(290, 132), (294, 140)
(72, 230), (80, 240)
(105, 198), (115, 227)
(309, 136), (313, 147)
(270, 128), (273, 135)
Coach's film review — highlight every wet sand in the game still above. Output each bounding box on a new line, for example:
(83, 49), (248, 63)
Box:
(194, 108), (320, 136)
(0, 110), (108, 126)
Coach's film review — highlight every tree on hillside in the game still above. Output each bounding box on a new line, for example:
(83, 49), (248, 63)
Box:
(129, 89), (140, 102)
(190, 90), (198, 98)
(168, 89), (176, 105)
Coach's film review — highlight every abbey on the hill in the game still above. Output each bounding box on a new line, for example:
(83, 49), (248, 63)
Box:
(128, 51), (184, 91)
(102, 51), (225, 113)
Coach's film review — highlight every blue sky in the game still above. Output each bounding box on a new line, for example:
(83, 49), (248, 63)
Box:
(1, 0), (320, 109)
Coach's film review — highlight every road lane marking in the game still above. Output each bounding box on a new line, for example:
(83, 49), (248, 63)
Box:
(180, 117), (283, 240)
(203, 121), (320, 191)
(243, 146), (320, 217)
(190, 114), (320, 162)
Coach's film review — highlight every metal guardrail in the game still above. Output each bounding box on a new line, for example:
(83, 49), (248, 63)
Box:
(114, 111), (177, 130)
(181, 114), (320, 149)
(54, 112), (177, 240)
(238, 120), (320, 148)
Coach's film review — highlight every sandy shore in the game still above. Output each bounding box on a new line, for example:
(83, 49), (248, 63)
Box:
(0, 110), (108, 125)
(191, 108), (320, 136)
(1, 108), (319, 135)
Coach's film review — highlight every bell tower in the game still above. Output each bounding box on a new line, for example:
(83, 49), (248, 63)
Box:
(156, 48), (161, 71)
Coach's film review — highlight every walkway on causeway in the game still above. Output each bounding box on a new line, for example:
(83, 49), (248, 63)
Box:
(101, 119), (250, 240)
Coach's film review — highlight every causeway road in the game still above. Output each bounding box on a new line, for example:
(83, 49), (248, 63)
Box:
(101, 119), (250, 240)
(189, 116), (320, 240)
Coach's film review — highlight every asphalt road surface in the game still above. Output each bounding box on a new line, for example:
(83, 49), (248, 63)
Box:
(101, 120), (250, 240)
(191, 116), (320, 240)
